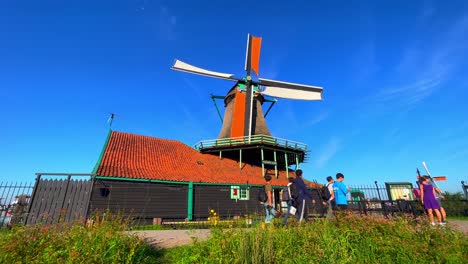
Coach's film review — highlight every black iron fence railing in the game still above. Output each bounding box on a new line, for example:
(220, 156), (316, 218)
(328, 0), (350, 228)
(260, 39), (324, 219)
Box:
(0, 181), (34, 228)
(1, 179), (467, 227)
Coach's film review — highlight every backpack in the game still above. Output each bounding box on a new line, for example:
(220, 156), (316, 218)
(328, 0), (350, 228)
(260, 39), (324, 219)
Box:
(321, 183), (332, 201)
(258, 187), (268, 203)
(289, 182), (299, 200)
(281, 186), (291, 201)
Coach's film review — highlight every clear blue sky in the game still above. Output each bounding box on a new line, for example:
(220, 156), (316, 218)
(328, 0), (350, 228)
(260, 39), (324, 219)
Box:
(1, 0), (467, 193)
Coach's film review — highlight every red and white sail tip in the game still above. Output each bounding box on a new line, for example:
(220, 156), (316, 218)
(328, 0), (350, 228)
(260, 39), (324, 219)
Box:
(244, 34), (262, 77)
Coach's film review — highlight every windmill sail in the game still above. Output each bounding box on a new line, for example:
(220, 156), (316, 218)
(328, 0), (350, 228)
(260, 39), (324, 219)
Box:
(259, 78), (323, 100)
(171, 34), (325, 141)
(171, 60), (237, 81)
(245, 34), (262, 77)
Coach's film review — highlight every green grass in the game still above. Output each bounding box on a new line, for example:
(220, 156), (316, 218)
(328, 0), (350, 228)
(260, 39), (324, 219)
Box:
(0, 214), (164, 263)
(2, 213), (466, 263)
(163, 213), (468, 263)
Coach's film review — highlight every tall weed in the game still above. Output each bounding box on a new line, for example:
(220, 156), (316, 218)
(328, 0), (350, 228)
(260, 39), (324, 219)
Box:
(0, 214), (163, 263)
(165, 214), (468, 263)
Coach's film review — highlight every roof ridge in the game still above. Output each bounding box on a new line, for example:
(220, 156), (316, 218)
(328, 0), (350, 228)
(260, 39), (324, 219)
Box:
(112, 130), (190, 145)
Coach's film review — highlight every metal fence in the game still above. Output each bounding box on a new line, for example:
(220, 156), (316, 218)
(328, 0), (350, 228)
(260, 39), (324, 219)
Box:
(1, 180), (466, 227)
(0, 181), (34, 228)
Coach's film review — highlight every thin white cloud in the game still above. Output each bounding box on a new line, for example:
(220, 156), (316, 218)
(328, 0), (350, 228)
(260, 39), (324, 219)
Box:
(303, 110), (329, 128)
(371, 15), (468, 110)
(158, 6), (177, 40)
(315, 137), (341, 168)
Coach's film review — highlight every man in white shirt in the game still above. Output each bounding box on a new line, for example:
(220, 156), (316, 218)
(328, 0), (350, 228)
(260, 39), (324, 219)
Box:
(322, 176), (335, 219)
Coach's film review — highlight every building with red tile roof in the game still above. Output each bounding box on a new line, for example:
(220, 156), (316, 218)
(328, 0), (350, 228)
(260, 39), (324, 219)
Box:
(95, 130), (306, 186)
(88, 130), (320, 222)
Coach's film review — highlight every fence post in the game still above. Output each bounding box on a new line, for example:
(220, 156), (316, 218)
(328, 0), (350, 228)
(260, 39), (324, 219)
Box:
(375, 181), (388, 218)
(82, 175), (96, 225)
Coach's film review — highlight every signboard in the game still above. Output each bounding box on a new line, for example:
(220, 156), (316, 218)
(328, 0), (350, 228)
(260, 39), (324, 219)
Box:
(385, 182), (415, 201)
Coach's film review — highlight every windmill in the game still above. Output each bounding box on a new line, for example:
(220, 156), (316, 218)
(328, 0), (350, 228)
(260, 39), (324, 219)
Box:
(171, 34), (324, 176)
(171, 34), (323, 140)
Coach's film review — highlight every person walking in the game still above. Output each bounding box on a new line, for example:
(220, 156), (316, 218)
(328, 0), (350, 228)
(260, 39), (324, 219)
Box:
(433, 185), (447, 225)
(293, 169), (313, 222)
(420, 176), (443, 226)
(333, 173), (350, 211)
(322, 176), (335, 219)
(282, 177), (297, 226)
(263, 175), (276, 223)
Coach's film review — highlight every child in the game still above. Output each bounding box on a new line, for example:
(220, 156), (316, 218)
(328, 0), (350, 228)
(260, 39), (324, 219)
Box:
(419, 176), (442, 226)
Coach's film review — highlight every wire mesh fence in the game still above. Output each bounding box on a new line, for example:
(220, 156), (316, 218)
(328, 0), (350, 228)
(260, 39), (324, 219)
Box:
(0, 181), (34, 228)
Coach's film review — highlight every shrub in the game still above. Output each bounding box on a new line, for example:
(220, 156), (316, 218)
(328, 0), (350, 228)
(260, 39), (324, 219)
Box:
(164, 213), (468, 263)
(0, 214), (163, 263)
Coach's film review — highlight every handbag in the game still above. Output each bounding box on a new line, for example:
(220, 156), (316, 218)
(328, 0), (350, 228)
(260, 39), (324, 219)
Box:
(289, 206), (297, 215)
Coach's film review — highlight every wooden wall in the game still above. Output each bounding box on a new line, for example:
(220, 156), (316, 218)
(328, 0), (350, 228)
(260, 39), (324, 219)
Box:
(193, 185), (264, 220)
(88, 180), (188, 223)
(88, 179), (320, 223)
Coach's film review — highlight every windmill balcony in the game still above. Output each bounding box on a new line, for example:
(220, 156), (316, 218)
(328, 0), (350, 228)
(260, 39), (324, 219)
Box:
(193, 135), (307, 152)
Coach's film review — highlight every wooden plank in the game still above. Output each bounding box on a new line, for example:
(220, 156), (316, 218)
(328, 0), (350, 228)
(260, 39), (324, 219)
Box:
(68, 180), (84, 223)
(44, 179), (60, 224)
(52, 179), (68, 224)
(65, 180), (79, 223)
(37, 179), (53, 224)
(73, 181), (86, 223)
(28, 179), (44, 224)
(77, 180), (93, 222)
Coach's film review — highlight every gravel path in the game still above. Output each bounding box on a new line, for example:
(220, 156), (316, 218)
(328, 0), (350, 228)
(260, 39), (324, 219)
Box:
(448, 220), (468, 235)
(130, 220), (467, 249)
(128, 229), (211, 249)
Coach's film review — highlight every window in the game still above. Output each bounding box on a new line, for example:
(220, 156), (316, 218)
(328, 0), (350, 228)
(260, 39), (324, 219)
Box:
(231, 186), (250, 200)
(239, 188), (249, 200)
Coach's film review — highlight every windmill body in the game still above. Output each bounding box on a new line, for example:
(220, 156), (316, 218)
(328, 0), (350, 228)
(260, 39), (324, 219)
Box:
(171, 34), (324, 177)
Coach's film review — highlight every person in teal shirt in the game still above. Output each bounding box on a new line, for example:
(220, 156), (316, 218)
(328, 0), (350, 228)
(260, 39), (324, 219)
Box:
(333, 173), (350, 210)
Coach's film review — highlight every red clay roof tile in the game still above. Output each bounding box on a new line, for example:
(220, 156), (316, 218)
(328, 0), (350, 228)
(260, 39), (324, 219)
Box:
(97, 131), (318, 187)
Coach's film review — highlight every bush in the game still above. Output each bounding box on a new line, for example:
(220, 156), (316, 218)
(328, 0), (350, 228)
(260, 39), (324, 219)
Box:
(164, 214), (468, 263)
(0, 214), (163, 263)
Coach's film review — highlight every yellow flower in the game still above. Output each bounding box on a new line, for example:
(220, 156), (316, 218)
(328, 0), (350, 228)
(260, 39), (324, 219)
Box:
(214, 212), (217, 216)
(210, 209), (214, 213)
(208, 217), (211, 221)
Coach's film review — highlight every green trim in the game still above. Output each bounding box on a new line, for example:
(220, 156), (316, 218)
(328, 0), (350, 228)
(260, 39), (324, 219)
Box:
(187, 182), (193, 220)
(96, 176), (189, 185)
(91, 129), (113, 174)
(95, 176), (287, 188)
(210, 94), (224, 124)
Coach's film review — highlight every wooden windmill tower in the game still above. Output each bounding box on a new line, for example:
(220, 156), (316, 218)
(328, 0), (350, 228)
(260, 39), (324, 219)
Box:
(171, 34), (324, 177)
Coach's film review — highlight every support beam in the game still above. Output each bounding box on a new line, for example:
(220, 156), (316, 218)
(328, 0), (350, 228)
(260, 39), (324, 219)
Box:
(261, 147), (265, 176)
(187, 181), (193, 221)
(274, 150), (277, 178)
(296, 154), (300, 169)
(219, 150), (222, 159)
(210, 94), (224, 124)
(264, 99), (277, 118)
(284, 152), (289, 179)
(239, 149), (242, 168)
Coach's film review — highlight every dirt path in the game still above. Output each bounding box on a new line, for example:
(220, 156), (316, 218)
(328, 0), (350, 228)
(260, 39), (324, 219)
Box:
(448, 220), (468, 235)
(128, 229), (211, 249)
(130, 220), (467, 249)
